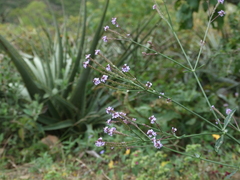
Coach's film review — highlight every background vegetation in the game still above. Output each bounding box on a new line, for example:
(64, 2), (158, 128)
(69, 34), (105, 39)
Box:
(0, 0), (239, 179)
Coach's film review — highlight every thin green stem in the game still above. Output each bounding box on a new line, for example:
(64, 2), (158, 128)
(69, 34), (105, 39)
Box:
(194, 3), (220, 70)
(130, 40), (191, 71)
(165, 132), (221, 141)
(163, 146), (239, 169)
(225, 133), (240, 145)
(192, 72), (223, 129)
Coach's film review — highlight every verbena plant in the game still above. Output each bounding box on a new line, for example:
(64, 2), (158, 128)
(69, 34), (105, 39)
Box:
(0, 0), (156, 139)
(88, 0), (239, 173)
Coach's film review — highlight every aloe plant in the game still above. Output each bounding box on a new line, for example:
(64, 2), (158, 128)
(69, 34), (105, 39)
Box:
(0, 0), (111, 133)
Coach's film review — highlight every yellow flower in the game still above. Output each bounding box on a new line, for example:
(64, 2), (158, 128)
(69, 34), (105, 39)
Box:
(161, 161), (169, 167)
(62, 172), (67, 177)
(108, 160), (114, 169)
(124, 149), (131, 155)
(212, 134), (220, 140)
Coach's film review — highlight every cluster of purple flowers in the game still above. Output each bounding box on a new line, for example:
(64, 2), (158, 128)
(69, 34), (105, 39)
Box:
(93, 75), (108, 85)
(152, 137), (163, 149)
(95, 49), (101, 55)
(102, 36), (108, 42)
(147, 129), (157, 137)
(111, 17), (119, 27)
(146, 129), (163, 149)
(121, 64), (130, 72)
(104, 126), (116, 136)
(149, 115), (157, 124)
(226, 108), (232, 115)
(218, 10), (225, 17)
(95, 137), (105, 147)
(104, 26), (109, 31)
(106, 64), (111, 71)
(83, 54), (91, 68)
(106, 106), (127, 120)
(145, 81), (152, 88)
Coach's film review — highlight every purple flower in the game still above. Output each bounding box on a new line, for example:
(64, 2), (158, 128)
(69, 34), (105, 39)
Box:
(95, 137), (105, 147)
(95, 49), (101, 55)
(147, 129), (157, 137)
(149, 115), (156, 124)
(83, 60), (89, 68)
(226, 108), (232, 115)
(153, 140), (163, 149)
(111, 17), (117, 25)
(172, 127), (177, 133)
(153, 4), (157, 9)
(103, 126), (116, 136)
(106, 64), (111, 71)
(106, 106), (114, 114)
(93, 78), (101, 85)
(122, 64), (130, 72)
(104, 26), (109, 31)
(132, 118), (136, 121)
(235, 92), (239, 97)
(159, 92), (164, 98)
(145, 81), (152, 88)
(218, 0), (224, 4)
(218, 10), (225, 17)
(85, 54), (91, 59)
(119, 112), (126, 118)
(106, 119), (111, 124)
(223, 103), (228, 107)
(101, 75), (108, 83)
(109, 127), (116, 136)
(103, 126), (109, 133)
(102, 36), (108, 42)
(99, 150), (105, 155)
(112, 112), (120, 119)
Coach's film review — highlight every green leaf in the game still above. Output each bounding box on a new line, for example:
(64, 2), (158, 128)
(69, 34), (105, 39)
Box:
(186, 0), (200, 12)
(63, 0), (87, 99)
(38, 115), (60, 125)
(223, 108), (237, 129)
(176, 3), (194, 29)
(18, 128), (25, 141)
(70, 0), (110, 118)
(43, 120), (74, 130)
(0, 35), (42, 99)
(215, 135), (224, 152)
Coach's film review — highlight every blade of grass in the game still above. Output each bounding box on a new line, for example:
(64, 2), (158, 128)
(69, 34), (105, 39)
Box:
(63, 0), (87, 99)
(70, 0), (110, 118)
